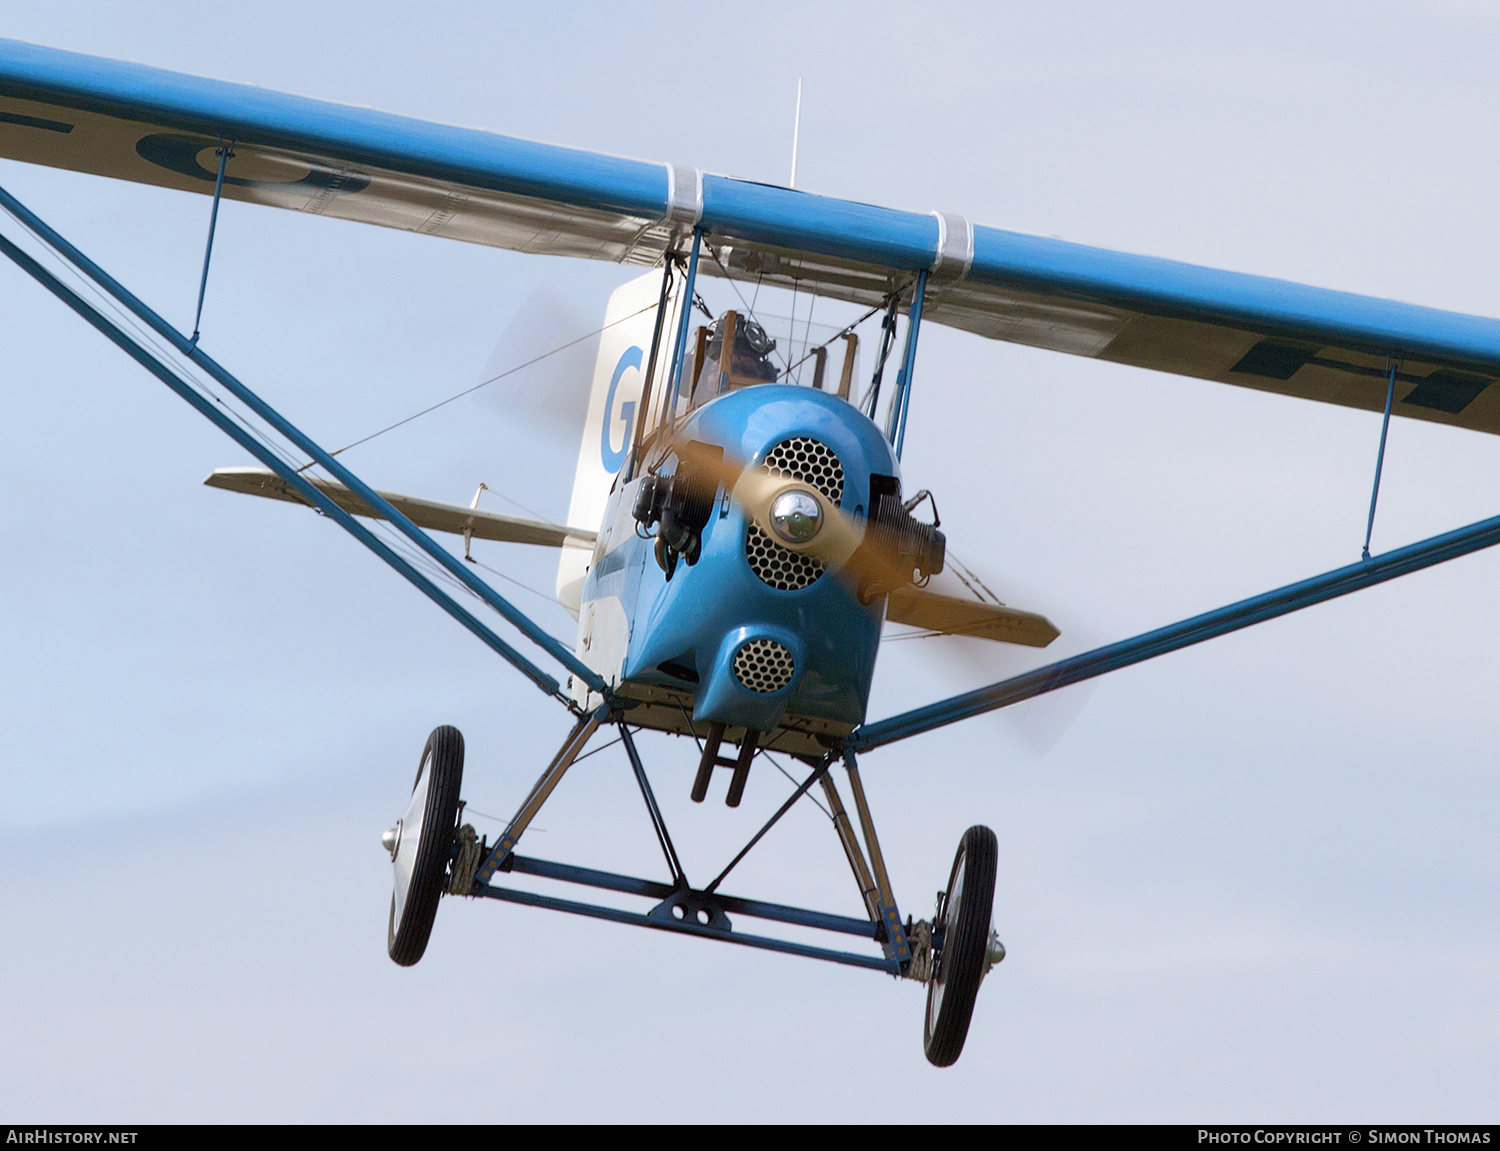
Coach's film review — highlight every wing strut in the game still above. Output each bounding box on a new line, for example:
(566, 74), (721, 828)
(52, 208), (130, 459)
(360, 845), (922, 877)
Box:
(0, 181), (609, 701)
(887, 269), (928, 460)
(190, 135), (231, 344)
(1362, 357), (1401, 560)
(663, 227), (703, 433)
(864, 293), (901, 422)
(850, 504), (1500, 752)
(624, 257), (675, 482)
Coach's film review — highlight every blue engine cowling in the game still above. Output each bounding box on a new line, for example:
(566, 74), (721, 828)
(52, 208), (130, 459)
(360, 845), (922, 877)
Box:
(621, 384), (899, 733)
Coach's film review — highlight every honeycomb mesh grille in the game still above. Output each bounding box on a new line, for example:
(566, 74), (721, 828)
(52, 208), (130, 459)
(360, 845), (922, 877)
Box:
(732, 639), (796, 694)
(763, 437), (845, 503)
(746, 438), (844, 591)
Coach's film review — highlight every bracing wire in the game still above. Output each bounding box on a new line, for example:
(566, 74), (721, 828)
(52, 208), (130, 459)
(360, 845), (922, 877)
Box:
(0, 205), (313, 477)
(304, 298), (661, 469)
(701, 238), (892, 391)
(365, 522), (569, 653)
(473, 483), (554, 527)
(760, 749), (832, 819)
(781, 299), (885, 382)
(787, 276), (799, 381)
(878, 544), (1008, 641)
(945, 549), (1003, 606)
(703, 240), (795, 377)
(799, 287), (817, 385)
(2, 201), (587, 685)
(467, 556), (564, 609)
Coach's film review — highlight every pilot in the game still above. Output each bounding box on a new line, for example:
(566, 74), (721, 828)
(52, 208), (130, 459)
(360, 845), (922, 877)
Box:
(690, 312), (779, 406)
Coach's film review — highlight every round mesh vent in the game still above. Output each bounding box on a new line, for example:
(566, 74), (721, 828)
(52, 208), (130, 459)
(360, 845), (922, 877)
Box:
(746, 438), (844, 591)
(732, 638), (796, 694)
(762, 437), (844, 503)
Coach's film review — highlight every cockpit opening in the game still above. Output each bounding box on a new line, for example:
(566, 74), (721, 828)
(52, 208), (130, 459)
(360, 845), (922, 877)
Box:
(683, 309), (860, 412)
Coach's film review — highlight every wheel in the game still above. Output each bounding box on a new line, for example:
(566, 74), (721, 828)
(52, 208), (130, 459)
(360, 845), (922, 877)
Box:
(923, 825), (998, 1067)
(385, 726), (464, 966)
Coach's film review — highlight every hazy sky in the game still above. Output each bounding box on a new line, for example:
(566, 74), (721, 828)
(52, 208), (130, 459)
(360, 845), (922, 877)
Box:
(2, 1), (1499, 1122)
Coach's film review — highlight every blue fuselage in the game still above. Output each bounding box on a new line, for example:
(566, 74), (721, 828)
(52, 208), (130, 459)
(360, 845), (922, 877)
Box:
(577, 385), (899, 736)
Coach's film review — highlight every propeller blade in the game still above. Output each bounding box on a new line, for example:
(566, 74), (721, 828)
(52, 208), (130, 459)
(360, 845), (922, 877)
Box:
(676, 442), (920, 595)
(885, 585), (1058, 647)
(675, 439), (1091, 752)
(479, 285), (598, 448)
(892, 555), (1098, 757)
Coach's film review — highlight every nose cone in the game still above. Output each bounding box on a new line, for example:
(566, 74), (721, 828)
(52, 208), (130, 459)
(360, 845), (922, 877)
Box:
(769, 489), (823, 545)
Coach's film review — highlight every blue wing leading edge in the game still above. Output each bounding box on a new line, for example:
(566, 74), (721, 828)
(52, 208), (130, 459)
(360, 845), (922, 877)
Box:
(3, 38), (1500, 436)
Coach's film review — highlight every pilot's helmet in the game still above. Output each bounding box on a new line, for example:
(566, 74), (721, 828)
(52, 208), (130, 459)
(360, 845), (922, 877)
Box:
(703, 313), (779, 386)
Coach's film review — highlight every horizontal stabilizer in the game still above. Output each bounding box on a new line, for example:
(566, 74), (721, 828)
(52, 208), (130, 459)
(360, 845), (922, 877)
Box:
(886, 586), (1059, 648)
(204, 468), (595, 548)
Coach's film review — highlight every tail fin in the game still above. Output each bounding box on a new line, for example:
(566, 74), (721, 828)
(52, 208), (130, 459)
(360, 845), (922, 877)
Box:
(556, 269), (679, 615)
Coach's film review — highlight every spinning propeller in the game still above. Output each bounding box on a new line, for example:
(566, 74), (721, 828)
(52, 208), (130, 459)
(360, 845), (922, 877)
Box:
(652, 436), (1091, 752)
(478, 285), (598, 448)
(656, 440), (947, 601)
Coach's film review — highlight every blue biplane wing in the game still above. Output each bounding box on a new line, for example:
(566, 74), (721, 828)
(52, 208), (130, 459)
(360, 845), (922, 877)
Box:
(5, 38), (1500, 435)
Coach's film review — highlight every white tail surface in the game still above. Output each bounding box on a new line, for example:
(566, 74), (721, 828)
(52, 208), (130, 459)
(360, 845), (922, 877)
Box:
(556, 269), (680, 616)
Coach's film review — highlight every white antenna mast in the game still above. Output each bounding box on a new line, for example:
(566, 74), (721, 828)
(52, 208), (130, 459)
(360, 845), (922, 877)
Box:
(789, 77), (803, 189)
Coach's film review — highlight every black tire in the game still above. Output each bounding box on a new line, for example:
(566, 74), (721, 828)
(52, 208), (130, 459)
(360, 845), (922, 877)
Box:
(387, 726), (464, 967)
(923, 825), (998, 1067)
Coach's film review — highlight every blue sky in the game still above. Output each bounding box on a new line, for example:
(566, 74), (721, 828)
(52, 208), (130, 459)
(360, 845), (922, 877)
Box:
(1, 0), (1498, 1122)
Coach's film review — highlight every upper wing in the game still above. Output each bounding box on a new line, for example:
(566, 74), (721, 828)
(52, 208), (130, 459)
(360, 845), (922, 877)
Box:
(205, 467), (595, 548)
(6, 39), (1500, 434)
